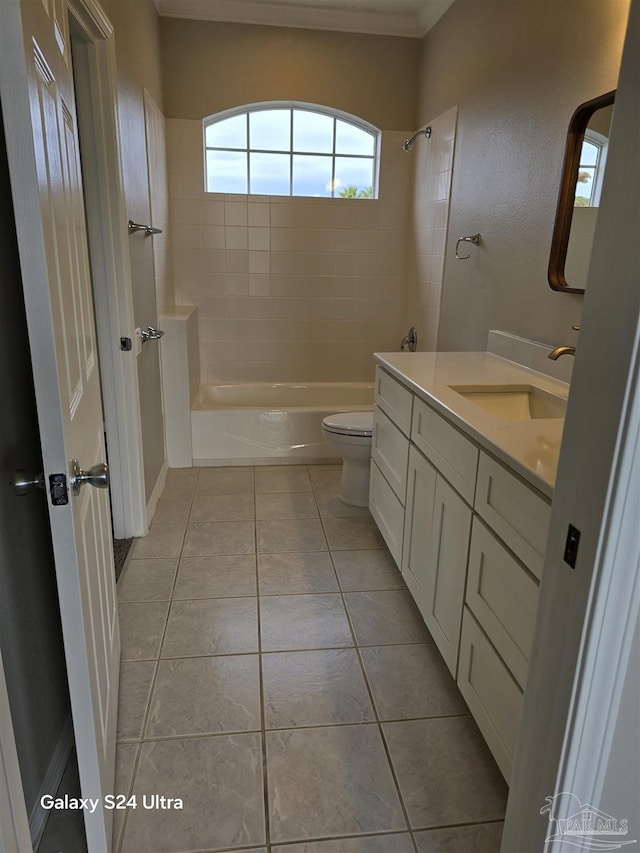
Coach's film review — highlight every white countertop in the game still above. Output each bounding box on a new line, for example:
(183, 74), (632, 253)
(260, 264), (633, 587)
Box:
(374, 352), (569, 499)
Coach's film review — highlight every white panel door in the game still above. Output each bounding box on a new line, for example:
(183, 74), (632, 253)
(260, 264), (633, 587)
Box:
(0, 2), (119, 851)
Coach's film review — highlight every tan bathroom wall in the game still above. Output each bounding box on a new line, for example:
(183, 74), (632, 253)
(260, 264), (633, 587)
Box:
(412, 0), (630, 352)
(159, 18), (419, 130)
(102, 0), (167, 501)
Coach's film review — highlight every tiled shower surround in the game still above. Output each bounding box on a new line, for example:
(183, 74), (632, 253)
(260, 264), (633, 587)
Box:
(113, 465), (507, 852)
(165, 121), (413, 384)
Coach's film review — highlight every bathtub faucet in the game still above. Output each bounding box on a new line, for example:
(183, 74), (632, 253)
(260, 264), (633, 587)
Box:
(401, 327), (418, 352)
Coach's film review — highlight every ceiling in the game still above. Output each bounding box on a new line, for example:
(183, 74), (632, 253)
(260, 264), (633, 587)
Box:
(154, 0), (457, 37)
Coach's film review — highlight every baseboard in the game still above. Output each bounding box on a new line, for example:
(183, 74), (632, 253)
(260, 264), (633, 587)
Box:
(146, 460), (169, 526)
(29, 716), (74, 848)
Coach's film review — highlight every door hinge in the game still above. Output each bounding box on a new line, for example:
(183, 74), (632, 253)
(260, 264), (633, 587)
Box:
(49, 473), (69, 506)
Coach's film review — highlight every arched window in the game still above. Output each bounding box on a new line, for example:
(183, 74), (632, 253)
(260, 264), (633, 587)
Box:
(204, 102), (380, 199)
(575, 129), (609, 208)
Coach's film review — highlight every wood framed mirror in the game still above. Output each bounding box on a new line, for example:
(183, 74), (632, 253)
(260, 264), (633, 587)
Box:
(548, 90), (615, 293)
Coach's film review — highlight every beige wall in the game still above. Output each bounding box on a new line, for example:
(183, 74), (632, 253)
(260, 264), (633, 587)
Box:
(414, 0), (629, 352)
(103, 0), (166, 500)
(160, 19), (419, 129)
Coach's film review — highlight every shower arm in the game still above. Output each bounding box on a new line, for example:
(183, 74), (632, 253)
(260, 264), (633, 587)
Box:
(402, 126), (432, 151)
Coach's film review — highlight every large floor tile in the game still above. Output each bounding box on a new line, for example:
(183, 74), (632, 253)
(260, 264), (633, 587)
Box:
(117, 558), (178, 603)
(256, 491), (318, 520)
(344, 590), (432, 646)
(382, 717), (507, 829)
(255, 465), (312, 493)
(414, 821), (504, 852)
(258, 552), (338, 595)
(119, 602), (169, 661)
(332, 549), (405, 591)
(266, 724), (406, 842)
(164, 468), (198, 497)
(360, 644), (467, 720)
(116, 661), (156, 741)
(260, 594), (353, 652)
(272, 836), (414, 853)
(121, 733), (265, 852)
(183, 521), (256, 556)
(145, 655), (261, 737)
(173, 554), (257, 599)
(323, 517), (385, 550)
(162, 598), (258, 657)
(196, 466), (255, 495)
(262, 649), (374, 728)
(129, 524), (185, 559)
(189, 492), (255, 522)
(315, 491), (371, 518)
(257, 519), (327, 553)
(307, 464), (342, 492)
(152, 495), (192, 524)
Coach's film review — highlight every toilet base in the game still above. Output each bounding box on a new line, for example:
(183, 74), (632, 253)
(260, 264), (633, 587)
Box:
(339, 457), (371, 507)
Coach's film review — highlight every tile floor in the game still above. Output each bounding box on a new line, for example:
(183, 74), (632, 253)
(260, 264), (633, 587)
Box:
(114, 464), (507, 853)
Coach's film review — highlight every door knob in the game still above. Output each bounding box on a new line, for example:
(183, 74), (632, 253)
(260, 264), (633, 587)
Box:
(70, 460), (110, 496)
(11, 470), (45, 496)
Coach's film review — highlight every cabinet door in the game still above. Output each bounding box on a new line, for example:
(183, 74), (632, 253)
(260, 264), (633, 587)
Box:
(402, 446), (472, 676)
(402, 445), (437, 613)
(427, 476), (473, 675)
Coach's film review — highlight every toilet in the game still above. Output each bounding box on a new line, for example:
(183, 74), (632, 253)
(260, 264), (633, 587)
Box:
(321, 411), (374, 507)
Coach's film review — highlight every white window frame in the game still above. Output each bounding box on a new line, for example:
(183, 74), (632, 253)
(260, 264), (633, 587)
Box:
(577, 129), (609, 207)
(203, 101), (381, 199)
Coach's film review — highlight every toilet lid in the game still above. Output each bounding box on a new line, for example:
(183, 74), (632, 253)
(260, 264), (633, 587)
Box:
(322, 411), (373, 437)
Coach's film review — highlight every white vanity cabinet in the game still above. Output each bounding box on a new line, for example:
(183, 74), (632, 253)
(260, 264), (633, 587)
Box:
(403, 446), (472, 676)
(369, 364), (552, 783)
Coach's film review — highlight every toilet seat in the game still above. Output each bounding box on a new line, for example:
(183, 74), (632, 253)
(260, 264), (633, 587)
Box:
(322, 411), (373, 437)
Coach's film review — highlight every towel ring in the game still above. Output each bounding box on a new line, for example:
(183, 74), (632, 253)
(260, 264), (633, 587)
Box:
(455, 233), (481, 260)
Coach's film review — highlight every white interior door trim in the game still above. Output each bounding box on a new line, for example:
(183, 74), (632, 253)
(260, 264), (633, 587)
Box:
(68, 0), (147, 538)
(0, 649), (32, 853)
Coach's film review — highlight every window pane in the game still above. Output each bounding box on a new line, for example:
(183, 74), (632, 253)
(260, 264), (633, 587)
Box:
(249, 109), (291, 151)
(206, 150), (248, 193)
(335, 120), (375, 155)
(250, 152), (290, 195)
(575, 167), (594, 206)
(292, 155), (333, 197)
(334, 157), (374, 198)
(293, 110), (333, 153)
(580, 139), (599, 167)
(205, 114), (247, 149)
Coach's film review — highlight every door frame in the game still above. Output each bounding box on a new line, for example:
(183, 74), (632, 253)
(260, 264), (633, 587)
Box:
(66, 0), (147, 539)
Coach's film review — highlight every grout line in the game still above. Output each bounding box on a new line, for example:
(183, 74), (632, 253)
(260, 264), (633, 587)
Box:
(331, 547), (418, 849)
(254, 467), (272, 851)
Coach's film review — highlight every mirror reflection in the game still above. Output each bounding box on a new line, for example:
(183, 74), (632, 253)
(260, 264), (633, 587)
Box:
(548, 91), (615, 293)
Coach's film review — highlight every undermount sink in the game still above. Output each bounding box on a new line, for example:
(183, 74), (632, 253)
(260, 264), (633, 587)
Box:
(449, 384), (567, 420)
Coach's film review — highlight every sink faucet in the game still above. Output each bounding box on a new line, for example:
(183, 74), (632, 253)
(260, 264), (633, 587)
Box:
(548, 345), (576, 360)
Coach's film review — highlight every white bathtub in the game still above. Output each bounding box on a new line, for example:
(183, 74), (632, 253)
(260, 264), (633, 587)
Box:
(191, 381), (374, 465)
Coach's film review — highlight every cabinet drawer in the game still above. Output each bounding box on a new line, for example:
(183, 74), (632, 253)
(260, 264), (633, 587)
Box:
(411, 397), (479, 504)
(369, 460), (404, 568)
(375, 367), (413, 437)
(372, 405), (409, 504)
(466, 518), (539, 688)
(475, 453), (551, 579)
(458, 608), (523, 783)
